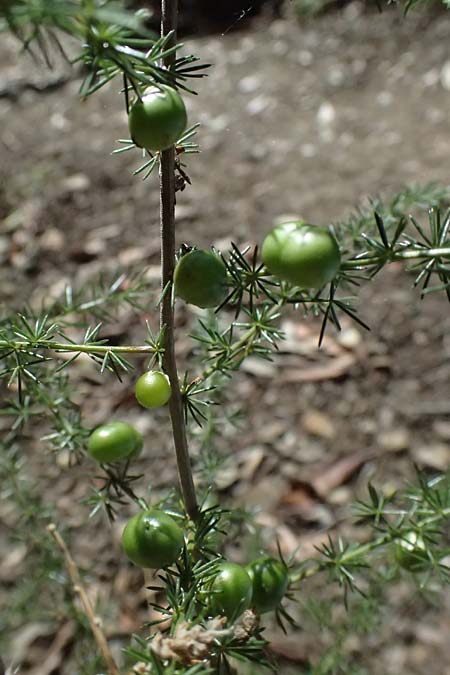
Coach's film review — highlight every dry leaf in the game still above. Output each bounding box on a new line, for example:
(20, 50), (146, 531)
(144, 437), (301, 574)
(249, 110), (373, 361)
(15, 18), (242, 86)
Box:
(27, 622), (76, 675)
(281, 479), (320, 509)
(311, 451), (372, 498)
(269, 636), (309, 664)
(302, 410), (336, 439)
(10, 622), (54, 663)
(412, 443), (450, 471)
(0, 544), (27, 582)
(281, 353), (356, 383)
(294, 529), (336, 559)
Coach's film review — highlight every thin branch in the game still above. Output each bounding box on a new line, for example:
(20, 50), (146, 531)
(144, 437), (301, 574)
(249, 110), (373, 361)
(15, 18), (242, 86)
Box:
(192, 325), (257, 387)
(341, 245), (450, 270)
(289, 503), (450, 585)
(159, 0), (198, 521)
(0, 340), (155, 355)
(47, 524), (120, 675)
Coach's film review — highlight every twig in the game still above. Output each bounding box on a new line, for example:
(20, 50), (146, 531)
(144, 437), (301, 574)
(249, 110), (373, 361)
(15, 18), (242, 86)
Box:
(159, 0), (198, 521)
(47, 524), (121, 675)
(0, 340), (155, 355)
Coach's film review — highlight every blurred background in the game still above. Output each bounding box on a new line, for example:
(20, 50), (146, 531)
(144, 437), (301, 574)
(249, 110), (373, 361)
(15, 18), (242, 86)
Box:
(1, 1), (450, 673)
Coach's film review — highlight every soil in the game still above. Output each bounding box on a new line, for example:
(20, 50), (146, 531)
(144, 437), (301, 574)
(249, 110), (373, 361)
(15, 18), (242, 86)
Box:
(1, 2), (450, 674)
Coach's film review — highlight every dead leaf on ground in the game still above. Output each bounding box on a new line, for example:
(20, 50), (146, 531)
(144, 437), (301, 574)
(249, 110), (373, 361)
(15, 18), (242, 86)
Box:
(0, 544), (27, 582)
(280, 479), (321, 509)
(281, 353), (356, 383)
(412, 443), (450, 471)
(378, 428), (410, 452)
(10, 622), (55, 663)
(275, 318), (363, 382)
(254, 512), (296, 549)
(241, 357), (277, 378)
(27, 622), (76, 675)
(302, 409), (336, 439)
(269, 635), (310, 664)
(254, 511), (332, 560)
(258, 511), (335, 560)
(238, 474), (288, 510)
(215, 446), (266, 490)
(280, 478), (335, 526)
(294, 529), (336, 559)
(279, 451), (373, 512)
(280, 320), (342, 357)
(310, 451), (373, 499)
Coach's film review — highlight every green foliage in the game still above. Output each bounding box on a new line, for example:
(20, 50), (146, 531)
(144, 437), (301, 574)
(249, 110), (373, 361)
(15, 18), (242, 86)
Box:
(0, 270), (164, 463)
(289, 472), (450, 597)
(0, 443), (66, 649)
(293, 0), (339, 18)
(2, 183), (450, 669)
(2, 1), (450, 675)
(0, 0), (208, 98)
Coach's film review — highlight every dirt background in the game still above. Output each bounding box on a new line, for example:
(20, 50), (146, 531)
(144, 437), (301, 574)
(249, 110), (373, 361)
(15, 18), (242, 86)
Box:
(2, 2), (450, 674)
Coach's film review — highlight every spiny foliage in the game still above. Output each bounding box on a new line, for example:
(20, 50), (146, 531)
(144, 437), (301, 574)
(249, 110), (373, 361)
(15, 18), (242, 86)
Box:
(2, 2), (450, 675)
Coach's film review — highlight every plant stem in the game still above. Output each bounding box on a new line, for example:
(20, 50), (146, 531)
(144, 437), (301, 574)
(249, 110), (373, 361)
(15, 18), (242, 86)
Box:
(289, 504), (450, 585)
(48, 524), (120, 675)
(0, 340), (154, 355)
(159, 0), (198, 521)
(341, 245), (450, 271)
(194, 325), (258, 386)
